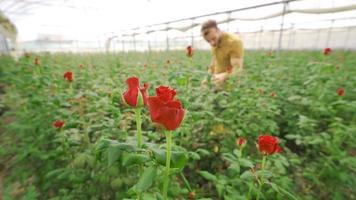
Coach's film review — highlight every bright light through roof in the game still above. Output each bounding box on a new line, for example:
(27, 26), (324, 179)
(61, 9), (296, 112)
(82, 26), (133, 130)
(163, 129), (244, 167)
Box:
(1, 0), (355, 41)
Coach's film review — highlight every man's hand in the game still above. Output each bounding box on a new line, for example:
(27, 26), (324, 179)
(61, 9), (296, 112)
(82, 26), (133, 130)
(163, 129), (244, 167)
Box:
(212, 72), (229, 85)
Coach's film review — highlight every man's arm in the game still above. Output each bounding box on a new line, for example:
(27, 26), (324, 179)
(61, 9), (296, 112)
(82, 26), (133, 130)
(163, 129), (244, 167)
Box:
(229, 57), (243, 76)
(229, 57), (244, 84)
(212, 57), (243, 85)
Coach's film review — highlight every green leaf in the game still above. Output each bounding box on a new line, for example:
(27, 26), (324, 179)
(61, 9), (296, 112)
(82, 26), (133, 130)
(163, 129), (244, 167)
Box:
(239, 158), (254, 168)
(108, 145), (122, 166)
(171, 151), (188, 170)
(196, 148), (211, 156)
(240, 170), (254, 181)
(216, 180), (226, 198)
(198, 170), (217, 182)
(72, 153), (87, 168)
(189, 151), (201, 160)
(107, 142), (138, 166)
(122, 153), (150, 167)
(20, 185), (39, 200)
(233, 149), (242, 158)
(227, 163), (240, 177)
(270, 183), (299, 200)
(270, 182), (280, 193)
(134, 166), (158, 192)
(45, 168), (67, 180)
(151, 148), (188, 170)
(152, 148), (166, 166)
(256, 170), (273, 179)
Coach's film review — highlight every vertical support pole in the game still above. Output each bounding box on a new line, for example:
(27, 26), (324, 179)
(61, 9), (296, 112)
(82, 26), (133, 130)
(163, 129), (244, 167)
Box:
(277, 0), (288, 54)
(326, 0), (335, 48)
(166, 23), (170, 51)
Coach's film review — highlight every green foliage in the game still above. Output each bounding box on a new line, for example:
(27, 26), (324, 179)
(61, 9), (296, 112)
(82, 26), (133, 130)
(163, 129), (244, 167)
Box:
(0, 51), (355, 199)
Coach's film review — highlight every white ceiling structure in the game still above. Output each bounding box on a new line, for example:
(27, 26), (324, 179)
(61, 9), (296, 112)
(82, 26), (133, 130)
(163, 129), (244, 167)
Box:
(0, 0), (355, 42)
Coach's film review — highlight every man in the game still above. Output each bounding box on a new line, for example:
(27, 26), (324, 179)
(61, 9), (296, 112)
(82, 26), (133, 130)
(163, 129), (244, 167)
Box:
(201, 20), (244, 86)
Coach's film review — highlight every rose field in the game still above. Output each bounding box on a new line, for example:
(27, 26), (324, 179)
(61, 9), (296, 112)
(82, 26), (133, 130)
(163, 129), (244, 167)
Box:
(0, 50), (355, 200)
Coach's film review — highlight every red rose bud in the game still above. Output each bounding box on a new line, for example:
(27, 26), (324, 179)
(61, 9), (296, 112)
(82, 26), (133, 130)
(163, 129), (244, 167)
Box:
(186, 45), (193, 57)
(53, 120), (65, 129)
(122, 77), (149, 108)
(270, 92), (277, 98)
(337, 87), (345, 96)
(63, 71), (73, 82)
(34, 57), (40, 65)
(258, 135), (282, 155)
(148, 86), (184, 131)
(324, 48), (332, 56)
(188, 191), (196, 200)
(236, 137), (246, 149)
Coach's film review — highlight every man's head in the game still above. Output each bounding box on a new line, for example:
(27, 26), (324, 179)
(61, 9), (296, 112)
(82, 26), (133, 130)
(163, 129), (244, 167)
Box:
(201, 20), (221, 47)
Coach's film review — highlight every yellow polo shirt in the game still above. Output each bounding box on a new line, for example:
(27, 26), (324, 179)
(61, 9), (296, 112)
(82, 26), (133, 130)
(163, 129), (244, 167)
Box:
(211, 32), (244, 74)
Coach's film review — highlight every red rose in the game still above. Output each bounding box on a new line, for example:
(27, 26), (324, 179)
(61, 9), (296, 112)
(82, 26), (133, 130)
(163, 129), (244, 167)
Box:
(337, 87), (345, 96)
(258, 135), (282, 155)
(148, 86), (184, 131)
(122, 77), (149, 107)
(236, 137), (246, 148)
(53, 120), (65, 129)
(34, 57), (40, 65)
(186, 45), (193, 57)
(324, 48), (332, 56)
(155, 86), (176, 102)
(63, 71), (73, 82)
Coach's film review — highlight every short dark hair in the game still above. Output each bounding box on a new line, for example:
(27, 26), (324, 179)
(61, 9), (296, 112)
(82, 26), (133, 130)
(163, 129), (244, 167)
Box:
(201, 20), (218, 36)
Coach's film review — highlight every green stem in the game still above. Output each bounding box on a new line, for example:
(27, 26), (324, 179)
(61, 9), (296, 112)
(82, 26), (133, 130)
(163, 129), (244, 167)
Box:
(257, 184), (262, 200)
(179, 172), (192, 192)
(257, 155), (267, 200)
(261, 155), (267, 170)
(134, 108), (142, 148)
(163, 131), (172, 200)
(69, 83), (74, 96)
